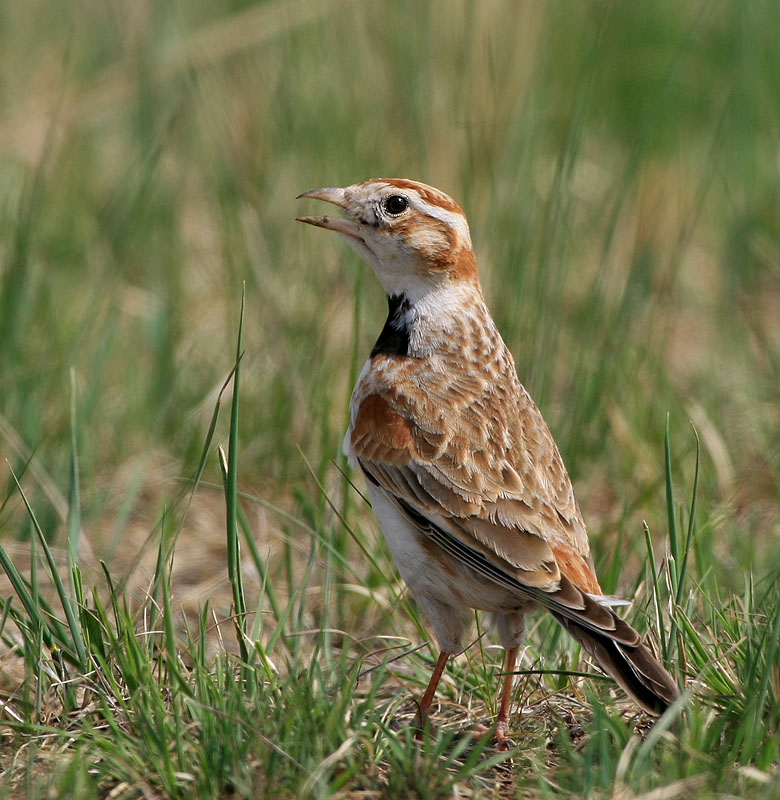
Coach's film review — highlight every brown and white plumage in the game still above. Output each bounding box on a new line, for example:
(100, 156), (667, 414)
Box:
(297, 178), (678, 741)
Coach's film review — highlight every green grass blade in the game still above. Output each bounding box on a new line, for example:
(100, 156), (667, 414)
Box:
(643, 521), (668, 662)
(224, 285), (247, 660)
(67, 368), (82, 606)
(10, 468), (88, 670)
(676, 423), (700, 607)
(236, 501), (281, 626)
(664, 414), (679, 566)
(0, 541), (51, 648)
(178, 360), (239, 537)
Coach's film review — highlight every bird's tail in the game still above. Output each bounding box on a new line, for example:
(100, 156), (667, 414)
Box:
(553, 610), (679, 714)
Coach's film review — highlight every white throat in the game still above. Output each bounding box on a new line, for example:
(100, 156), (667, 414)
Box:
(394, 282), (487, 358)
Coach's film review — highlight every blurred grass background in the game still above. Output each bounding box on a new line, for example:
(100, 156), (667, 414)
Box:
(0, 0), (779, 796)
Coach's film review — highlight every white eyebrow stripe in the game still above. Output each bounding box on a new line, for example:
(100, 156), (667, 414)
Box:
(414, 197), (472, 246)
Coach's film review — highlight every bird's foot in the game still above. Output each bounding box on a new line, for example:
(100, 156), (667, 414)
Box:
(494, 720), (514, 751)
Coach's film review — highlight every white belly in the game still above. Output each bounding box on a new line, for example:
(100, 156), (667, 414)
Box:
(366, 482), (528, 613)
(365, 481), (535, 653)
(367, 483), (452, 598)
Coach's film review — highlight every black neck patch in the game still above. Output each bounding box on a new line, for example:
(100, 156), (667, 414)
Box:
(370, 294), (411, 357)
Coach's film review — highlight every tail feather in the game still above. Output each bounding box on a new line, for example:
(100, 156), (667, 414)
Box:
(554, 612), (679, 714)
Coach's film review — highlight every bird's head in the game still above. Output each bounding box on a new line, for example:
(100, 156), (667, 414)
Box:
(296, 179), (479, 300)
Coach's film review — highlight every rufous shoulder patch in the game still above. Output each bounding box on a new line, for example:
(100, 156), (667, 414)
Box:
(352, 393), (416, 464)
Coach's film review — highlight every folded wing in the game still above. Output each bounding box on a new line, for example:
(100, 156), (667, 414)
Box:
(350, 383), (679, 712)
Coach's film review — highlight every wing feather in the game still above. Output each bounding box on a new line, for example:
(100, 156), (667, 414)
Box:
(350, 375), (600, 596)
(363, 467), (642, 647)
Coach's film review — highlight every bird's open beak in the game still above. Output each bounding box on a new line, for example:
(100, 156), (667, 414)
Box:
(295, 187), (365, 240)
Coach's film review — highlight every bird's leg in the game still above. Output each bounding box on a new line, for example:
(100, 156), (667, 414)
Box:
(495, 645), (519, 750)
(416, 650), (450, 731)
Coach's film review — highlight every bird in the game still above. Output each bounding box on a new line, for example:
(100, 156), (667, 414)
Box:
(296, 178), (679, 746)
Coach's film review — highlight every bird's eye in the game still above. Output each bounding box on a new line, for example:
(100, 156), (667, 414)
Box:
(383, 195), (408, 216)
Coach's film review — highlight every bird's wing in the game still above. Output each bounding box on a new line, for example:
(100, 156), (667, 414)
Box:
(348, 365), (601, 598)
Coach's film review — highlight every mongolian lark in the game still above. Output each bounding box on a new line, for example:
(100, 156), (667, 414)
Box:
(297, 178), (679, 746)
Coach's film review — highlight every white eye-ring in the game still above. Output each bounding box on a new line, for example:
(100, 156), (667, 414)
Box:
(383, 195), (409, 216)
